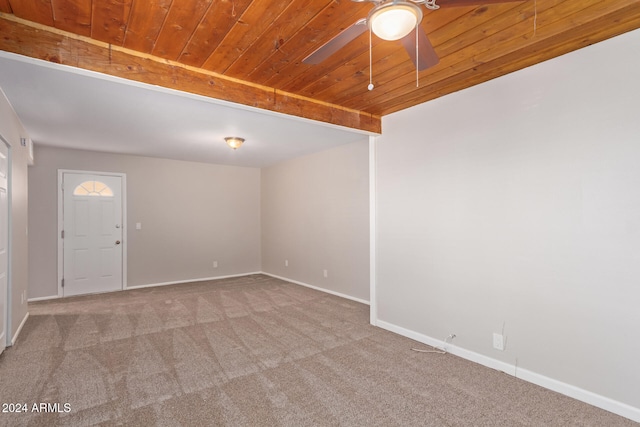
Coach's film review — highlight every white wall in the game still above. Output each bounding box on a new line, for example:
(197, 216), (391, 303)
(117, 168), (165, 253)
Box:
(29, 146), (261, 299)
(30, 141), (370, 303)
(261, 141), (370, 302)
(0, 89), (29, 342)
(375, 28), (640, 419)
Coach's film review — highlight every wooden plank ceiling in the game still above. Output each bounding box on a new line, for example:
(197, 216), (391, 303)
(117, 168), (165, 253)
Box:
(1, 0), (640, 133)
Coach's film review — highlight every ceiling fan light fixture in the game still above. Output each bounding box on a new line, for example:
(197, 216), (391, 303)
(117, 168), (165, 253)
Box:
(369, 2), (423, 41)
(225, 136), (245, 150)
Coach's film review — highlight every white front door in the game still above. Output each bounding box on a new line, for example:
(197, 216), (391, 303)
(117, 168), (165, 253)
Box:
(63, 173), (124, 297)
(0, 140), (8, 354)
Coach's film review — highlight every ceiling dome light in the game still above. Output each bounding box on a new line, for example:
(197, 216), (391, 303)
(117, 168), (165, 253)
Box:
(368, 2), (423, 41)
(225, 136), (245, 150)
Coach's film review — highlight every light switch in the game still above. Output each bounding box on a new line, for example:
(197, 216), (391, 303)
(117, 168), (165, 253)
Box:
(136, 222), (142, 230)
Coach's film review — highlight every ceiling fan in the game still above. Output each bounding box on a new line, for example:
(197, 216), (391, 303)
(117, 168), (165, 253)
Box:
(303, 0), (525, 73)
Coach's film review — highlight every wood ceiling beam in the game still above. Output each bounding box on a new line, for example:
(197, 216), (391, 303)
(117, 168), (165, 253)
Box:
(0, 13), (381, 134)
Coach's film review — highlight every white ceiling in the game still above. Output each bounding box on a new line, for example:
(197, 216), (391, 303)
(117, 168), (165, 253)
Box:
(0, 52), (373, 168)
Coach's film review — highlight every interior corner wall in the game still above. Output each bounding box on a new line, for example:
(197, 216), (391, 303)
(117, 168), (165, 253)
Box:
(261, 140), (370, 302)
(0, 89), (29, 341)
(375, 28), (640, 414)
(28, 146), (261, 299)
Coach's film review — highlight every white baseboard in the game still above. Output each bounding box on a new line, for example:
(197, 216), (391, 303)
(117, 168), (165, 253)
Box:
(376, 320), (516, 374)
(11, 311), (29, 346)
(261, 272), (370, 305)
(28, 295), (60, 302)
(27, 273), (369, 307)
(375, 319), (640, 423)
(515, 367), (640, 423)
(29, 272), (264, 301)
(124, 271), (263, 290)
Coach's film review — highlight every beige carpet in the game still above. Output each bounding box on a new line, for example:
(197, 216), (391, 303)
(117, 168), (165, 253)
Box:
(0, 274), (635, 426)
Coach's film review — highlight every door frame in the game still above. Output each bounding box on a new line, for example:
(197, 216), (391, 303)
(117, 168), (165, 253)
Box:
(57, 169), (127, 297)
(0, 135), (10, 349)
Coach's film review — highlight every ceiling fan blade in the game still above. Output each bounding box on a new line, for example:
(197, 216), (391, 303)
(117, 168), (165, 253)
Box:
(401, 26), (439, 71)
(303, 19), (368, 65)
(435, 0), (526, 7)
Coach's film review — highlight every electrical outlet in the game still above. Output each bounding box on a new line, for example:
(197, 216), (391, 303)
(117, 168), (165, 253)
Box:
(213, 260), (218, 268)
(285, 259), (288, 267)
(493, 333), (505, 351)
(323, 269), (328, 278)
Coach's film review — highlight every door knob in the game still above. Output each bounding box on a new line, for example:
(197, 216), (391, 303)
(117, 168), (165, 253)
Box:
(115, 240), (121, 245)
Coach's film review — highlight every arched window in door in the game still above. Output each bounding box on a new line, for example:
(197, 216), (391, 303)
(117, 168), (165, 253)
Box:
(73, 180), (114, 197)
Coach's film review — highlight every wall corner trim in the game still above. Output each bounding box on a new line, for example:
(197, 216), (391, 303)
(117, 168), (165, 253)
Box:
(375, 319), (640, 423)
(368, 135), (377, 326)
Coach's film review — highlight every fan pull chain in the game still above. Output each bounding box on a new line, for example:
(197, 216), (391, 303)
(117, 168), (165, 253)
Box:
(368, 26), (374, 91)
(416, 24), (419, 87)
